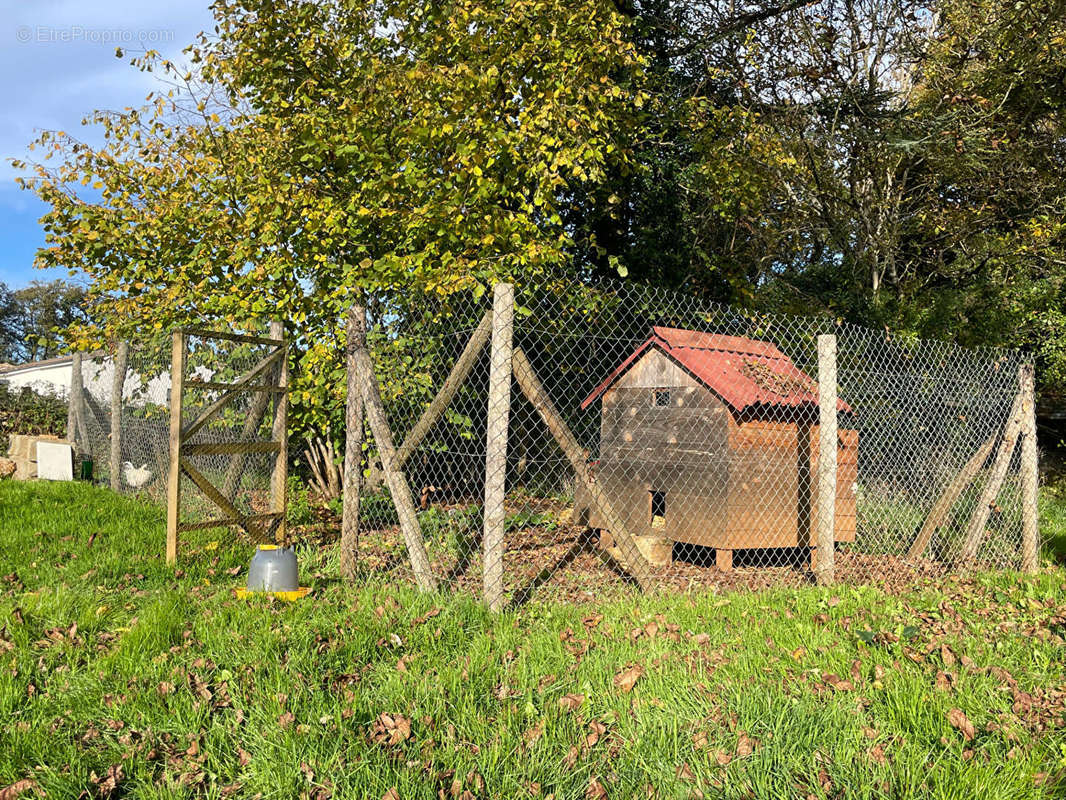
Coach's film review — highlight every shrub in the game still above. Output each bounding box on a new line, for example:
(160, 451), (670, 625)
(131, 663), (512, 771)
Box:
(0, 382), (68, 453)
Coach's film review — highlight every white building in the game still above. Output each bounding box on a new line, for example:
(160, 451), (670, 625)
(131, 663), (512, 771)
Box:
(0, 353), (173, 406)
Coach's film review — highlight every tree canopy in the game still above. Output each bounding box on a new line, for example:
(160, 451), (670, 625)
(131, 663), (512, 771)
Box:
(14, 0), (1066, 414)
(0, 280), (87, 363)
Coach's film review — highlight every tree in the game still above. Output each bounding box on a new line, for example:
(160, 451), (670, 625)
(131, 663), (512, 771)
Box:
(0, 283), (18, 363)
(0, 280), (87, 363)
(16, 0), (644, 429)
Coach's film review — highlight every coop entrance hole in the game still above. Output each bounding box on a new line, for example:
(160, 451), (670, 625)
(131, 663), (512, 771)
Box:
(650, 490), (666, 529)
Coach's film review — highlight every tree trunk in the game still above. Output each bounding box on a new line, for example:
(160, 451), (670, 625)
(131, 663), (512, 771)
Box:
(340, 306), (365, 580)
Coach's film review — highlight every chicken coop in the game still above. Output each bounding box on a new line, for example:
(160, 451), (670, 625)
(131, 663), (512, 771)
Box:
(575, 327), (857, 571)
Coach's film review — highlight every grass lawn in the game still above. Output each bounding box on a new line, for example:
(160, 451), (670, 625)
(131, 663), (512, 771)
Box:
(2, 481), (1066, 799)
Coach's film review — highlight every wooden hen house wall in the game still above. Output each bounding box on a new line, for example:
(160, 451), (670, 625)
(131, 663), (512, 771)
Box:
(575, 328), (857, 570)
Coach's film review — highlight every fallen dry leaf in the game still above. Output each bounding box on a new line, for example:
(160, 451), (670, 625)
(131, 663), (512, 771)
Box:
(585, 720), (607, 749)
(411, 607), (441, 626)
(564, 745), (581, 767)
(0, 779), (37, 800)
(559, 693), (584, 712)
(948, 708), (975, 741)
(91, 765), (124, 798)
(735, 732), (757, 758)
(523, 720), (544, 747)
(382, 788), (400, 800)
(613, 664), (644, 693)
(370, 713), (412, 747)
(868, 744), (888, 765)
(821, 673), (853, 692)
(586, 778), (608, 800)
(941, 644), (956, 668)
(278, 712), (295, 729)
(675, 763), (695, 782)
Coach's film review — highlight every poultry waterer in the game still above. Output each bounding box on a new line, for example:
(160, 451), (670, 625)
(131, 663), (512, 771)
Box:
(236, 545), (309, 601)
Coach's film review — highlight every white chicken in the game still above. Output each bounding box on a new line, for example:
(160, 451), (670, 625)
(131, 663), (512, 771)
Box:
(122, 461), (154, 489)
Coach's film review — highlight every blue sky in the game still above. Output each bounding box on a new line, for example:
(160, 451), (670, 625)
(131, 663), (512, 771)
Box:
(0, 1), (215, 288)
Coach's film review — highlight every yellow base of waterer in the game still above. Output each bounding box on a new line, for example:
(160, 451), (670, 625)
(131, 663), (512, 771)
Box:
(235, 587), (311, 602)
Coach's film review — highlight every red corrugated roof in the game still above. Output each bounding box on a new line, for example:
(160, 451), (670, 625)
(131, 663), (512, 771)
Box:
(580, 326), (852, 414)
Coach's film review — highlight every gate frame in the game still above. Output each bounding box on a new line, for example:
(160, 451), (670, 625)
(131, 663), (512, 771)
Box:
(166, 325), (288, 565)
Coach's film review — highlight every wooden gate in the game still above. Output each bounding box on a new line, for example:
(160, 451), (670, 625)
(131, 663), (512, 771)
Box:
(166, 325), (288, 564)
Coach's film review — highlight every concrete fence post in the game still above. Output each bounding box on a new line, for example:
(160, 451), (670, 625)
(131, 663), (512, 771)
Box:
(482, 282), (514, 611)
(815, 334), (838, 585)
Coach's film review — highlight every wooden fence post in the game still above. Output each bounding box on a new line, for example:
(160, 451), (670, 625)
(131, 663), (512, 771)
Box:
(109, 341), (129, 491)
(1019, 362), (1039, 572)
(269, 323), (289, 545)
(908, 431), (997, 559)
(166, 331), (186, 565)
(815, 334), (837, 585)
(482, 283), (514, 611)
(341, 306), (366, 579)
(959, 389), (1024, 563)
(511, 347), (653, 591)
(351, 299), (438, 592)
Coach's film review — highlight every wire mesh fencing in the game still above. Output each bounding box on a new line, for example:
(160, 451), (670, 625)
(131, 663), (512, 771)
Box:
(79, 342), (171, 498)
(351, 279), (1039, 604)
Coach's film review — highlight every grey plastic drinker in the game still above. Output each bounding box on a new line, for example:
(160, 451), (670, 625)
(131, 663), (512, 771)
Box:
(246, 545), (299, 592)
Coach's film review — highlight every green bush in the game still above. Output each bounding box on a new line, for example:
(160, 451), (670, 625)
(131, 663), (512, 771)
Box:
(0, 382), (68, 453)
(285, 475), (317, 526)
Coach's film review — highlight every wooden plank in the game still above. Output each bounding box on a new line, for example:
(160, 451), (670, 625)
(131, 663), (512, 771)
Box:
(183, 327), (286, 347)
(180, 348), (285, 440)
(340, 306), (366, 580)
(183, 380), (285, 393)
(177, 511), (282, 533)
(907, 431), (997, 559)
(351, 300), (438, 591)
(958, 389), (1025, 563)
(396, 309), (493, 469)
(270, 328), (289, 545)
(179, 456), (270, 543)
(184, 441), (281, 456)
(814, 334), (837, 585)
(166, 332), (186, 565)
(1019, 362), (1039, 573)
(482, 283), (513, 611)
(511, 347), (652, 591)
(109, 341), (129, 491)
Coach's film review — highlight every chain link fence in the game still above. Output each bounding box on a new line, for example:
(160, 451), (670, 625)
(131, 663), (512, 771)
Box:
(62, 280), (1036, 602)
(352, 280), (1037, 604)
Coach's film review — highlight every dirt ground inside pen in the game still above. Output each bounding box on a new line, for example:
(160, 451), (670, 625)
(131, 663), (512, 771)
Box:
(291, 501), (953, 605)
